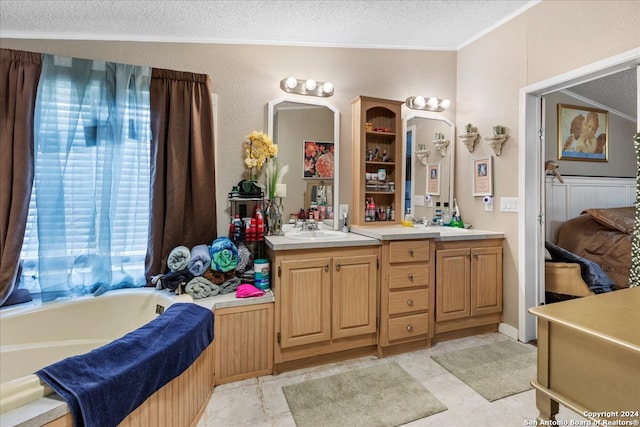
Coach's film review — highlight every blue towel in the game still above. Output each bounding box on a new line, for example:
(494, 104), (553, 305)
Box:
(36, 303), (214, 427)
(209, 237), (239, 272)
(188, 244), (211, 276)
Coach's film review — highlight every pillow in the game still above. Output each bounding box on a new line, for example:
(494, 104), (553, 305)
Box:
(582, 207), (635, 234)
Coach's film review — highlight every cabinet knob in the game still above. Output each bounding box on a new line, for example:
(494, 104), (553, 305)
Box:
(335, 262), (341, 271)
(474, 252), (479, 258)
(408, 273), (414, 281)
(408, 248), (414, 257)
(324, 263), (329, 272)
(407, 299), (414, 307)
(406, 324), (413, 332)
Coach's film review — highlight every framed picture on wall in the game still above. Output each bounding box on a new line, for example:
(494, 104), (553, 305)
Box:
(557, 104), (608, 162)
(303, 140), (335, 178)
(472, 156), (493, 196)
(426, 164), (440, 195)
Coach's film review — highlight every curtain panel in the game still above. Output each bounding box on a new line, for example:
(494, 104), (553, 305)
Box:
(0, 49), (41, 305)
(146, 69), (217, 281)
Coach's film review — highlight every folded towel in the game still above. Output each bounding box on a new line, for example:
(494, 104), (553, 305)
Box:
(163, 269), (194, 291)
(37, 303), (214, 427)
(167, 245), (191, 272)
(209, 237), (239, 273)
(185, 276), (220, 299)
(202, 269), (225, 285)
(188, 244), (211, 276)
(235, 242), (253, 273)
(220, 276), (242, 295)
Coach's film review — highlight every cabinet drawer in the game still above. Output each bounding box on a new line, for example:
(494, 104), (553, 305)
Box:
(389, 240), (429, 263)
(388, 289), (429, 315)
(387, 313), (429, 341)
(389, 265), (429, 289)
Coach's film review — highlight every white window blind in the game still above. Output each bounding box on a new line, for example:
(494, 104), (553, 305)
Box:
(20, 59), (151, 293)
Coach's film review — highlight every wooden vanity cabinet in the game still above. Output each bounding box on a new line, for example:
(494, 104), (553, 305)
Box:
(434, 239), (503, 338)
(351, 96), (403, 226)
(378, 239), (435, 356)
(269, 246), (379, 372)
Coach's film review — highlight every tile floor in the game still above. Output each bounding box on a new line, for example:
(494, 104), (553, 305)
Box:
(197, 332), (585, 426)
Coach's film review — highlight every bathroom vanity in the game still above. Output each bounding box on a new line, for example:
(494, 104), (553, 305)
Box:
(266, 225), (504, 372)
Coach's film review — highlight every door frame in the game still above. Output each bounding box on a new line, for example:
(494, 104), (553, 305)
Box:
(518, 48), (640, 343)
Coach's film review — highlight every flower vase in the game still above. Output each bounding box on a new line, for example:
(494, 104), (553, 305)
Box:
(266, 199), (284, 236)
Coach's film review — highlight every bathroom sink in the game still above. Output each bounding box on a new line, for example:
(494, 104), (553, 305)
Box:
(283, 229), (345, 241)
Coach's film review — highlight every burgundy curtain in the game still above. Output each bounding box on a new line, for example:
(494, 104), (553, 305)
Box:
(146, 69), (217, 281)
(0, 49), (41, 304)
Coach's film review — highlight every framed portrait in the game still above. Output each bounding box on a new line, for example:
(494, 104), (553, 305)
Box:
(557, 104), (608, 162)
(303, 140), (335, 178)
(426, 164), (440, 195)
(472, 156), (493, 196)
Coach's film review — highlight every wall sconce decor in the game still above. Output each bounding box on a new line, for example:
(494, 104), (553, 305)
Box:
(485, 125), (508, 156)
(280, 77), (334, 97)
(459, 123), (479, 153)
(405, 96), (451, 112)
(415, 143), (430, 165)
(432, 132), (450, 157)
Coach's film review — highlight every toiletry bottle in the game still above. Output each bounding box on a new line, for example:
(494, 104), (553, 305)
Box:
(433, 202), (442, 225)
(442, 202), (451, 225)
(390, 203), (395, 221)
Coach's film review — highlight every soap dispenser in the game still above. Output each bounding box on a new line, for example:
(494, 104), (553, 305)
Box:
(342, 211), (350, 233)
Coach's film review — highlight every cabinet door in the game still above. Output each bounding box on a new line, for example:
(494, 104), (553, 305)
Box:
(436, 248), (470, 321)
(470, 246), (503, 317)
(332, 253), (378, 339)
(280, 257), (331, 348)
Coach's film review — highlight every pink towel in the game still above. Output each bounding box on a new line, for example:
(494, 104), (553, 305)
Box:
(236, 284), (265, 298)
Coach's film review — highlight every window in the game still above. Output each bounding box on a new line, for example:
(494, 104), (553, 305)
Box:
(20, 56), (151, 299)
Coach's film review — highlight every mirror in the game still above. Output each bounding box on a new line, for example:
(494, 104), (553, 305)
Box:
(403, 109), (455, 221)
(268, 96), (340, 229)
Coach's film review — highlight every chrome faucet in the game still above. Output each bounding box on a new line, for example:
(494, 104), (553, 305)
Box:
(301, 219), (319, 230)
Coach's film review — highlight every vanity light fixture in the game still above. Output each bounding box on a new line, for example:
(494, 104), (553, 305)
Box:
(280, 77), (334, 97)
(405, 96), (451, 112)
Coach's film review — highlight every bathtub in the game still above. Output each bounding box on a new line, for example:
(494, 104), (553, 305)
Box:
(0, 288), (194, 415)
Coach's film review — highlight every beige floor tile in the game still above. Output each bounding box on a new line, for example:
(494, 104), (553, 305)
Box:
(198, 332), (590, 427)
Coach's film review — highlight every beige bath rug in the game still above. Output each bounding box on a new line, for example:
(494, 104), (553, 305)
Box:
(282, 362), (447, 427)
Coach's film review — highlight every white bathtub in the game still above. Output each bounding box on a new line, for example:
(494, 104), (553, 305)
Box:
(0, 288), (193, 414)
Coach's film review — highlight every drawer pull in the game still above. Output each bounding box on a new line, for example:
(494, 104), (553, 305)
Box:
(406, 324), (413, 332)
(408, 273), (414, 281)
(324, 263), (329, 272)
(407, 299), (414, 307)
(336, 262), (341, 271)
(408, 248), (414, 257)
(474, 252), (479, 259)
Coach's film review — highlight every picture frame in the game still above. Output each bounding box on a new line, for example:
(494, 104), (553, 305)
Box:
(426, 163), (440, 195)
(303, 140), (335, 178)
(472, 156), (493, 196)
(557, 104), (608, 162)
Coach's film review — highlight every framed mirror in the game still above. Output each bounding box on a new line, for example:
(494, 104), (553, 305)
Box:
(402, 109), (455, 221)
(268, 96), (340, 229)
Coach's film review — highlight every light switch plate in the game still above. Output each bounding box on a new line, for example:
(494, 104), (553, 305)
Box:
(500, 197), (519, 212)
(414, 195), (424, 206)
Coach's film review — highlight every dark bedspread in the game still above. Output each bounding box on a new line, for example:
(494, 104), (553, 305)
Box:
(36, 302), (214, 427)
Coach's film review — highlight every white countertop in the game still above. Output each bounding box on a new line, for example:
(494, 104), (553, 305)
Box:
(266, 230), (380, 251)
(348, 225), (504, 241)
(192, 289), (274, 310)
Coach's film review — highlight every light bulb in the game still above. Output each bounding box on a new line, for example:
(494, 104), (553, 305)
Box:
(285, 77), (297, 89)
(322, 81), (333, 94)
(427, 97), (439, 109)
(413, 96), (426, 107)
(305, 79), (317, 91)
(439, 99), (451, 109)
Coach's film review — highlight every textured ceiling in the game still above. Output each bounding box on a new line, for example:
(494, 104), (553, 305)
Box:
(0, 0), (636, 118)
(1, 0), (536, 50)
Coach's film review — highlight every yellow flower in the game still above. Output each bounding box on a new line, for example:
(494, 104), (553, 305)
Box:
(244, 131), (277, 171)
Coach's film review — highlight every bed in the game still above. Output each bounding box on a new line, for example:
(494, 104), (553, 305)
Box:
(545, 206), (634, 298)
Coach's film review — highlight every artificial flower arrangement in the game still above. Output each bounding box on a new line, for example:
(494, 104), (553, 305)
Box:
(264, 157), (289, 200)
(241, 130), (288, 197)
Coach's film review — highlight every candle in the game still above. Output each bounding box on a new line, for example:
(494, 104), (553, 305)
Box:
(275, 183), (287, 198)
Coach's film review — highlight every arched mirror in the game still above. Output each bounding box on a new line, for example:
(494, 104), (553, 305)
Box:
(402, 109), (455, 221)
(268, 96), (340, 229)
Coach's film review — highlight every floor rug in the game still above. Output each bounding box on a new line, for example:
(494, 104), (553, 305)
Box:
(282, 362), (447, 427)
(431, 339), (536, 402)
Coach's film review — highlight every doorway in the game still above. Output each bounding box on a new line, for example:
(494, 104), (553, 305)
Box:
(518, 48), (640, 343)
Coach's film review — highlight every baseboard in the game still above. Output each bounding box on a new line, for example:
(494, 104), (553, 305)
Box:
(499, 322), (519, 340)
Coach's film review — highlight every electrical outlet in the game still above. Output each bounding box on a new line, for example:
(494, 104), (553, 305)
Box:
(339, 204), (349, 217)
(414, 195), (424, 206)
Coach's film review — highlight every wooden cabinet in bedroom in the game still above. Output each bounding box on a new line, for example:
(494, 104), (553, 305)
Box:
(268, 246), (379, 373)
(434, 239), (503, 338)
